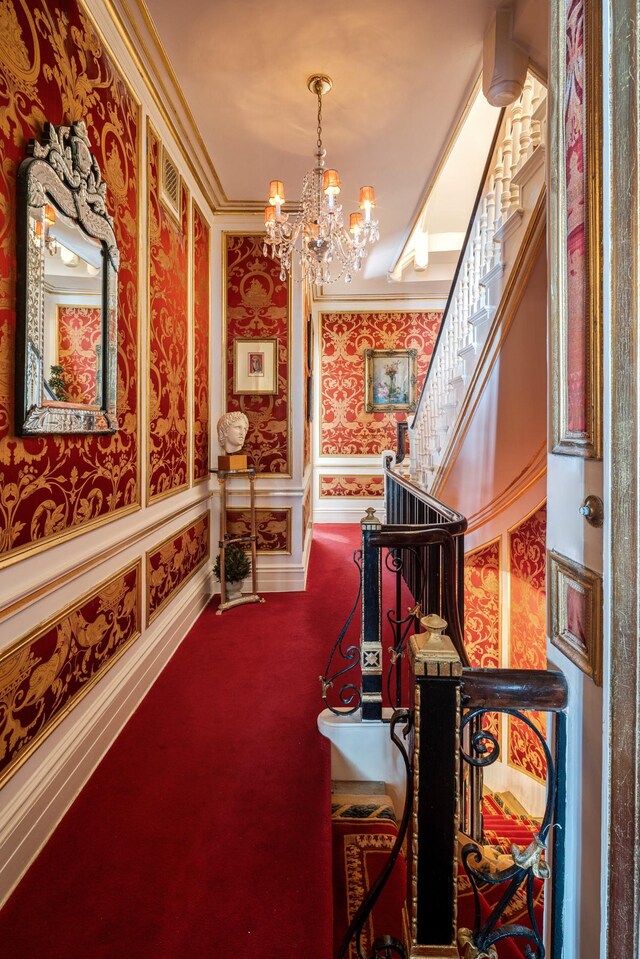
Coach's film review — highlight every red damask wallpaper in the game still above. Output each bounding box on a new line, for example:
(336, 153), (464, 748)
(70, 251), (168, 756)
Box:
(147, 125), (190, 502)
(464, 539), (501, 742)
(565, 0), (587, 434)
(319, 474), (385, 498)
(302, 486), (312, 551)
(0, 0), (139, 562)
(146, 512), (210, 624)
(508, 502), (547, 782)
(226, 508), (290, 554)
(225, 234), (290, 475)
(0, 560), (140, 785)
(57, 305), (101, 404)
(192, 202), (210, 482)
(319, 311), (442, 456)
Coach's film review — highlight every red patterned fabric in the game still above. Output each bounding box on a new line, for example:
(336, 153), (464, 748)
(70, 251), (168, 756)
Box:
(0, 0), (139, 560)
(464, 539), (501, 741)
(147, 125), (189, 501)
(226, 508), (289, 553)
(320, 474), (385, 498)
(146, 513), (210, 623)
(565, 0), (587, 434)
(192, 203), (210, 482)
(0, 561), (140, 785)
(320, 311), (442, 456)
(225, 234), (290, 475)
(57, 305), (101, 403)
(508, 504), (547, 782)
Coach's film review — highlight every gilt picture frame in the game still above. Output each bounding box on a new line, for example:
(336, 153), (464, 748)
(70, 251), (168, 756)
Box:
(364, 348), (417, 413)
(233, 337), (278, 395)
(549, 0), (602, 458)
(548, 549), (603, 685)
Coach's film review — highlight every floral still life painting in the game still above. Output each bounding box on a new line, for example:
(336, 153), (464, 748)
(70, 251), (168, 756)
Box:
(364, 348), (418, 413)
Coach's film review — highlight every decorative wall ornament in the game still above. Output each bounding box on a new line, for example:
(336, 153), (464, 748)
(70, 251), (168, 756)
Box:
(508, 502), (547, 783)
(319, 474), (384, 499)
(16, 119), (119, 435)
(0, 559), (141, 787)
(549, 0), (602, 457)
(0, 0), (140, 565)
(146, 512), (210, 624)
(192, 201), (210, 482)
(320, 311), (441, 456)
(364, 348), (418, 413)
(224, 234), (291, 476)
(147, 122), (190, 502)
(548, 549), (602, 685)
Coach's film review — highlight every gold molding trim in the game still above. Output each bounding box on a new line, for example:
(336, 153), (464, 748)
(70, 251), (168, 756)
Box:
(549, 0), (603, 458)
(430, 192), (547, 495)
(547, 549), (603, 686)
(464, 445), (547, 534)
(0, 557), (142, 790)
(221, 232), (293, 480)
(191, 197), (211, 486)
(0, 495), (210, 626)
(107, 0), (220, 213)
(145, 509), (210, 625)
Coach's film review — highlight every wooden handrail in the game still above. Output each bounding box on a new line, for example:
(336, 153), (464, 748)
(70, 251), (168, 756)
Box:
(383, 456), (468, 533)
(461, 668), (568, 712)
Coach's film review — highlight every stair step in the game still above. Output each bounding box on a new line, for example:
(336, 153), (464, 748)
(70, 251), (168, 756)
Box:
(331, 779), (386, 796)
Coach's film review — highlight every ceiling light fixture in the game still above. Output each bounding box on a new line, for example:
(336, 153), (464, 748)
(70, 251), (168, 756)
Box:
(264, 74), (379, 285)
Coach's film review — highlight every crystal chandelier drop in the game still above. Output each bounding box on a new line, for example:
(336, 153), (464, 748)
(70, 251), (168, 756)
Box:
(264, 75), (379, 285)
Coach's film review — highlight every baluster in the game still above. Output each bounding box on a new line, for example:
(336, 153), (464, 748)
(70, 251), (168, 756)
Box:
(530, 79), (543, 151)
(501, 115), (513, 220)
(519, 75), (534, 160)
(493, 146), (504, 234)
(510, 95), (523, 192)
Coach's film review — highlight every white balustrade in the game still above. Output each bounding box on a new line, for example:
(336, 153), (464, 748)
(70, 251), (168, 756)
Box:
(409, 73), (547, 491)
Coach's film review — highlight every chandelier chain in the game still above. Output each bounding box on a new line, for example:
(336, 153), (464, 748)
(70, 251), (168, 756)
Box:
(316, 86), (323, 160)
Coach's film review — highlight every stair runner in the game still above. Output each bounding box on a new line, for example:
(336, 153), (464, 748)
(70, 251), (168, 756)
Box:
(332, 785), (543, 959)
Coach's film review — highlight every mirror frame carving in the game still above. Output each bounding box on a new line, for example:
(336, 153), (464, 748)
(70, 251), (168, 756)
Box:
(15, 120), (119, 435)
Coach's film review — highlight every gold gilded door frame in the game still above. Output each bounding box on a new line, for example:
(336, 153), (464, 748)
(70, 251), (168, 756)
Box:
(607, 0), (640, 956)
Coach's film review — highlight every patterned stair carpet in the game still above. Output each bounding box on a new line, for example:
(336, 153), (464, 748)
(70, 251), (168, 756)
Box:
(332, 786), (409, 959)
(333, 790), (543, 959)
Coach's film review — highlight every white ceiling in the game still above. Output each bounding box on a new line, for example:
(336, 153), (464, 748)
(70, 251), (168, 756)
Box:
(140, 0), (547, 296)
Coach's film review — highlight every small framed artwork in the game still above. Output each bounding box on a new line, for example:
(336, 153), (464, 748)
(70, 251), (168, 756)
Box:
(364, 348), (418, 413)
(233, 337), (278, 395)
(548, 549), (603, 685)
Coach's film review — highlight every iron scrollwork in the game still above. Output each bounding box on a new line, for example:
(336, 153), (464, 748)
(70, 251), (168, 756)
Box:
(16, 120), (119, 435)
(458, 707), (556, 959)
(337, 709), (413, 959)
(384, 547), (423, 707)
(319, 549), (364, 715)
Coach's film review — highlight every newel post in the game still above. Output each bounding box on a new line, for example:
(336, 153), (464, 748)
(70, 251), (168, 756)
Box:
(407, 615), (462, 957)
(360, 507), (382, 721)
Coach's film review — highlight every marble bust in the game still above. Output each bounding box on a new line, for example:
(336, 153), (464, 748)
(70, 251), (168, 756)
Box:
(217, 411), (249, 454)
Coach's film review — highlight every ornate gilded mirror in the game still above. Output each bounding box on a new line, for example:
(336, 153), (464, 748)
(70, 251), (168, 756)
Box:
(15, 121), (119, 435)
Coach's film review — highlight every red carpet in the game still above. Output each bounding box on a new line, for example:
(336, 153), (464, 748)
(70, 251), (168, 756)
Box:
(0, 525), (367, 958)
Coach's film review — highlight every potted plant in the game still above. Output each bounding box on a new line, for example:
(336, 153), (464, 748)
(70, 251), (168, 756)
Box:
(214, 544), (251, 601)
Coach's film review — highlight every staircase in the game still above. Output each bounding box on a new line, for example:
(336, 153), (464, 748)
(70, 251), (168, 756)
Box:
(409, 72), (547, 492)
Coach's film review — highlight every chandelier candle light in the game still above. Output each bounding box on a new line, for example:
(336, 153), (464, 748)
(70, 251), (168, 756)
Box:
(264, 74), (379, 285)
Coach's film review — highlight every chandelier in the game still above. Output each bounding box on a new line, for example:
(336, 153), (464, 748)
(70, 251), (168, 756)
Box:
(263, 74), (379, 285)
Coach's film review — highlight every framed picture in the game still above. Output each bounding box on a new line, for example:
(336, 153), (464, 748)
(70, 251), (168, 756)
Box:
(364, 348), (417, 413)
(233, 337), (278, 395)
(549, 0), (602, 457)
(548, 549), (603, 685)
